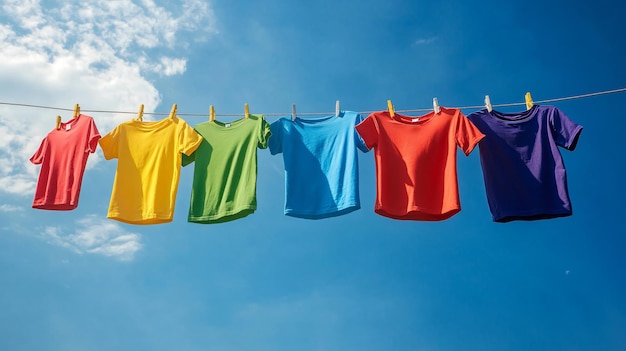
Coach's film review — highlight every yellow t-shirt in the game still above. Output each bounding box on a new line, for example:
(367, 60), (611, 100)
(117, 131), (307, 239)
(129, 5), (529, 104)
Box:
(99, 117), (203, 224)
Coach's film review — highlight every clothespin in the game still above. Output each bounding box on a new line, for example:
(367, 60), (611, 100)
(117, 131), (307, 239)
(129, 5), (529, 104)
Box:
(137, 104), (144, 121)
(485, 95), (493, 112)
(209, 105), (215, 122)
(433, 97), (440, 114)
(73, 104), (80, 119)
(169, 103), (177, 119)
(291, 104), (297, 121)
(525, 92), (534, 110)
(55, 115), (62, 129)
(335, 100), (341, 116)
(244, 103), (249, 119)
(387, 100), (395, 118)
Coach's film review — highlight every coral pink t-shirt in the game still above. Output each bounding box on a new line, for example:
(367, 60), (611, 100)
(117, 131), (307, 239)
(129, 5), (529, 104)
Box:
(30, 115), (101, 210)
(356, 107), (484, 221)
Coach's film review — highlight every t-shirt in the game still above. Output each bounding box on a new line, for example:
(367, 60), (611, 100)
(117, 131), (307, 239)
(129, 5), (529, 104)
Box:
(467, 105), (583, 222)
(356, 107), (484, 221)
(99, 116), (203, 225)
(30, 114), (101, 210)
(268, 111), (369, 219)
(182, 114), (271, 223)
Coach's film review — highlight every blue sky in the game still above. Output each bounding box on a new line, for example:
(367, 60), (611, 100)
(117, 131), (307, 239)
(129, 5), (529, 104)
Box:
(1, 0), (625, 350)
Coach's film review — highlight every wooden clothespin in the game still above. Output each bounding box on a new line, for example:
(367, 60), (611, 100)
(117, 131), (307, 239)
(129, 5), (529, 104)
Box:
(485, 95), (493, 112)
(209, 105), (215, 122)
(525, 92), (534, 110)
(291, 104), (297, 121)
(433, 97), (440, 114)
(387, 100), (395, 118)
(137, 104), (144, 121)
(73, 104), (80, 119)
(169, 103), (177, 119)
(55, 115), (62, 130)
(244, 103), (250, 119)
(335, 100), (341, 116)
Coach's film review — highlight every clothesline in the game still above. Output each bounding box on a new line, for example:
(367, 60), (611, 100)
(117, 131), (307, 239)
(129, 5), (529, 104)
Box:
(2, 87), (625, 118)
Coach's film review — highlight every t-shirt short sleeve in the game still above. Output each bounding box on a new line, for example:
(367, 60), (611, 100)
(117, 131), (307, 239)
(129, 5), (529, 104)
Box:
(181, 129), (200, 167)
(355, 114), (379, 150)
(182, 152), (195, 167)
(179, 121), (203, 156)
(268, 119), (284, 155)
(353, 113), (370, 153)
(87, 118), (101, 153)
(258, 116), (272, 149)
(549, 107), (583, 151)
(455, 110), (485, 156)
(98, 125), (120, 160)
(30, 138), (48, 165)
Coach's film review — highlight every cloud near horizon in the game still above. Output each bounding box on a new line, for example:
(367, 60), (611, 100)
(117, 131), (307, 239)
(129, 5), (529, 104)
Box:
(0, 0), (217, 196)
(42, 215), (143, 261)
(413, 36), (437, 45)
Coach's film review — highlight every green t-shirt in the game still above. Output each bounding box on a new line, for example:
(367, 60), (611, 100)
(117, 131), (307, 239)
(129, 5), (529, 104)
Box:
(182, 114), (271, 223)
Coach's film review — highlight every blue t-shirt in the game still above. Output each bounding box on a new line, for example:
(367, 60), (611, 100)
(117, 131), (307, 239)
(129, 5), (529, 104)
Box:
(467, 105), (583, 222)
(268, 111), (369, 219)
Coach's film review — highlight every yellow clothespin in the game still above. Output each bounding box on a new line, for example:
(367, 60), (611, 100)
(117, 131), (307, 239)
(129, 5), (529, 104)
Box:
(485, 95), (493, 112)
(292, 104), (297, 121)
(387, 100), (395, 118)
(335, 100), (341, 116)
(244, 103), (250, 119)
(73, 104), (80, 119)
(433, 97), (440, 114)
(209, 105), (215, 122)
(169, 104), (177, 119)
(55, 115), (62, 129)
(525, 92), (534, 110)
(137, 104), (144, 121)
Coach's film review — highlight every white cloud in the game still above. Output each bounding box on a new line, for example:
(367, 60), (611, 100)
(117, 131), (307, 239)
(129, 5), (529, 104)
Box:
(413, 37), (437, 45)
(0, 173), (36, 195)
(0, 204), (23, 212)
(0, 0), (217, 196)
(42, 215), (142, 261)
(159, 57), (188, 76)
(138, 56), (188, 76)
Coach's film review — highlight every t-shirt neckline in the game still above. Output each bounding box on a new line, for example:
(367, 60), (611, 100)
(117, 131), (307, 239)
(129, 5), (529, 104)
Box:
(488, 105), (539, 124)
(131, 116), (174, 131)
(389, 108), (449, 126)
(57, 114), (83, 132)
(293, 113), (343, 126)
(210, 116), (251, 130)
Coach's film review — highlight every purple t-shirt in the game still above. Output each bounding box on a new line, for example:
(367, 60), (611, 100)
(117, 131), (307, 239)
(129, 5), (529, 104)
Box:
(467, 105), (583, 222)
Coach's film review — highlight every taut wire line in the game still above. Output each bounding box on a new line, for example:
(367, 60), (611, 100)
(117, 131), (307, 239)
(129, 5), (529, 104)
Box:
(1, 87), (625, 118)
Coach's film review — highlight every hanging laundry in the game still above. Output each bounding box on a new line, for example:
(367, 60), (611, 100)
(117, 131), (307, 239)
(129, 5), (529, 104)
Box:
(182, 114), (271, 223)
(30, 114), (101, 210)
(98, 116), (203, 225)
(356, 107), (484, 221)
(269, 111), (369, 219)
(467, 105), (583, 222)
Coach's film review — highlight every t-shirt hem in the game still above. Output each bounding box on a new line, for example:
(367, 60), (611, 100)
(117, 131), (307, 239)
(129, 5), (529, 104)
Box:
(32, 202), (78, 211)
(493, 208), (572, 223)
(374, 206), (461, 221)
(107, 213), (173, 225)
(188, 205), (257, 224)
(285, 204), (361, 220)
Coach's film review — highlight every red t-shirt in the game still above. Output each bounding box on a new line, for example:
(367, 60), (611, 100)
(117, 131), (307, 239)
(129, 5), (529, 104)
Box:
(356, 107), (484, 221)
(30, 115), (101, 210)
